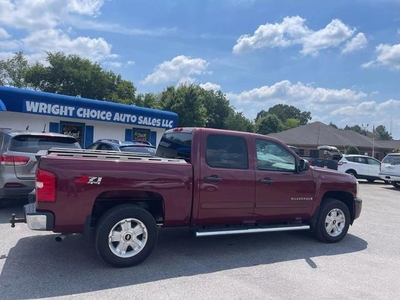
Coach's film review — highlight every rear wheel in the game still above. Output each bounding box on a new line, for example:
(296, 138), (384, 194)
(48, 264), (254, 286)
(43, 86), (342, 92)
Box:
(346, 170), (357, 178)
(95, 205), (158, 268)
(314, 199), (350, 243)
(367, 179), (375, 183)
(392, 182), (400, 189)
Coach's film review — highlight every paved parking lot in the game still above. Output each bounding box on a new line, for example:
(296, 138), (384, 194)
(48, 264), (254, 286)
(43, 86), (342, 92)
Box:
(0, 182), (399, 300)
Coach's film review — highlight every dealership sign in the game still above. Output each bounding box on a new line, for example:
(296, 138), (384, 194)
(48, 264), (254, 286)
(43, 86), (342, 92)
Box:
(23, 100), (175, 128)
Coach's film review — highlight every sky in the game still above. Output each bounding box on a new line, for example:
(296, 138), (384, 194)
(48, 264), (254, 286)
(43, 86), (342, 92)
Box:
(1, 0), (400, 139)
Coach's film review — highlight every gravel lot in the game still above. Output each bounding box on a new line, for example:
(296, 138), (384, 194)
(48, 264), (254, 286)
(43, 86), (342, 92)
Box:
(0, 182), (399, 300)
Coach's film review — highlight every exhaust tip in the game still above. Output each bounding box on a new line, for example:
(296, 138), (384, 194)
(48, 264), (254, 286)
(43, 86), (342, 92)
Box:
(55, 234), (66, 242)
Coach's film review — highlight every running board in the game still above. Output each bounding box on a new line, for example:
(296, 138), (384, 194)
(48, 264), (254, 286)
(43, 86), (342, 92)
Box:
(195, 225), (310, 237)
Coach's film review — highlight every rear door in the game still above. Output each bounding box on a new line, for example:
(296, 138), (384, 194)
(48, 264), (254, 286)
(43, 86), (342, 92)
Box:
(253, 138), (316, 222)
(197, 132), (256, 225)
(366, 157), (381, 178)
(353, 156), (369, 176)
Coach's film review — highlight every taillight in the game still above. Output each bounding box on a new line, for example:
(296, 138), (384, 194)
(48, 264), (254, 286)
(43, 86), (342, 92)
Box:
(0, 154), (30, 165)
(36, 169), (56, 202)
(338, 161), (347, 166)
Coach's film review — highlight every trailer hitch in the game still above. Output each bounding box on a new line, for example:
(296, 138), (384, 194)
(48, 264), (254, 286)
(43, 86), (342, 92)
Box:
(10, 213), (26, 228)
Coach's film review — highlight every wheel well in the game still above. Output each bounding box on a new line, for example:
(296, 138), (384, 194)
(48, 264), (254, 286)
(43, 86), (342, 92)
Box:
(89, 190), (164, 227)
(321, 191), (355, 222)
(345, 169), (357, 175)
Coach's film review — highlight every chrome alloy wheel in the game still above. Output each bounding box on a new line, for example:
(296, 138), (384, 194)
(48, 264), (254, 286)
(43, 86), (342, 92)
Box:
(324, 208), (346, 237)
(108, 218), (148, 258)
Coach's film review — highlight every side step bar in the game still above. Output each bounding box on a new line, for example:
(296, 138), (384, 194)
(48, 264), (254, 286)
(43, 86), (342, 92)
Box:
(196, 225), (310, 237)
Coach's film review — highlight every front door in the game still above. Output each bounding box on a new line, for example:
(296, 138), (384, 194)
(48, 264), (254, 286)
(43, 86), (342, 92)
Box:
(253, 138), (316, 222)
(197, 133), (256, 225)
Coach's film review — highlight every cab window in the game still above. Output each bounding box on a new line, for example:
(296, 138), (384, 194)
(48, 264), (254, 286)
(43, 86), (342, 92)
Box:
(206, 134), (248, 169)
(256, 139), (295, 172)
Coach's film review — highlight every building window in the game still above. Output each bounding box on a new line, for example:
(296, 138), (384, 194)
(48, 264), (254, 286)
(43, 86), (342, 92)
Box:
(133, 128), (150, 142)
(60, 121), (85, 146)
(310, 150), (319, 158)
(298, 149), (304, 156)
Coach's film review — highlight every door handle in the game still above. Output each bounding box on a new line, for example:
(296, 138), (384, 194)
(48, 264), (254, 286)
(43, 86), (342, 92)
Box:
(260, 178), (274, 185)
(204, 176), (222, 182)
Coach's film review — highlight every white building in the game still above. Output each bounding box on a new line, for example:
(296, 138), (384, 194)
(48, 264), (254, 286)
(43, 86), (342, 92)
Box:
(0, 86), (178, 147)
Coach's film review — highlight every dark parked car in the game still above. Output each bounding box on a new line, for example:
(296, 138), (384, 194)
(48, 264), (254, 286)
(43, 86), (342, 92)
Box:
(86, 139), (156, 156)
(0, 129), (81, 201)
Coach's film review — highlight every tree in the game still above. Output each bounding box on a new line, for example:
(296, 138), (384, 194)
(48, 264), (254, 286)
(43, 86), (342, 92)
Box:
(267, 104), (311, 125)
(24, 52), (136, 102)
(374, 125), (393, 140)
(225, 111), (254, 132)
(159, 85), (207, 127)
(256, 114), (283, 135)
(329, 122), (338, 129)
(0, 51), (30, 88)
(344, 125), (363, 134)
(283, 118), (300, 130)
(346, 146), (360, 154)
(202, 90), (233, 129)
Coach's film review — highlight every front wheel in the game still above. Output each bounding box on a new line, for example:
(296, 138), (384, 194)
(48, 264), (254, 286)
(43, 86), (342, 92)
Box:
(392, 182), (400, 189)
(314, 199), (350, 243)
(95, 205), (158, 268)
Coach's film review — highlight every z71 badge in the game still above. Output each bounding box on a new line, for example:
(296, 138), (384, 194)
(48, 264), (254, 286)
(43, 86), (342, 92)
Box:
(88, 177), (102, 185)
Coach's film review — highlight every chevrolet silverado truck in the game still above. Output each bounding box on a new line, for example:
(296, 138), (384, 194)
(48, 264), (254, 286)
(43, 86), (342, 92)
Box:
(10, 127), (362, 268)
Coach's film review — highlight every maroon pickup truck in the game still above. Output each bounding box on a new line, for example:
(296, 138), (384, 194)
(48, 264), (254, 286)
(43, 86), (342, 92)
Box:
(11, 127), (362, 268)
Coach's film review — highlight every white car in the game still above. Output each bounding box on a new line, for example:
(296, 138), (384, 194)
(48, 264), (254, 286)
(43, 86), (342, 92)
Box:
(379, 153), (400, 189)
(338, 154), (383, 183)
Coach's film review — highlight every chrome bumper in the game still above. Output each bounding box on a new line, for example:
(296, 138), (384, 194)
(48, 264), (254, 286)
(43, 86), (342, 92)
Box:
(10, 203), (54, 231)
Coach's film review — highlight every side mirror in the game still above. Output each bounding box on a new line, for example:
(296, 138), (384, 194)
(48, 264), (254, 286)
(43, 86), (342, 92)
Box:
(299, 159), (310, 171)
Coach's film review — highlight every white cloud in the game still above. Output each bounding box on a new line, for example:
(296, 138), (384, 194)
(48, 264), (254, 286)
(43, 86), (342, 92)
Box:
(177, 77), (197, 86)
(0, 27), (10, 38)
(341, 33), (367, 54)
(233, 16), (360, 56)
(362, 43), (400, 70)
(141, 55), (210, 85)
(127, 60), (135, 66)
(226, 80), (367, 111)
(0, 0), (104, 30)
(22, 29), (116, 62)
(199, 82), (222, 91)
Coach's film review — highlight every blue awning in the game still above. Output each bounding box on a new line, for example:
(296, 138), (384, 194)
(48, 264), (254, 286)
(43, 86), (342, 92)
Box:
(0, 86), (178, 129)
(0, 99), (6, 111)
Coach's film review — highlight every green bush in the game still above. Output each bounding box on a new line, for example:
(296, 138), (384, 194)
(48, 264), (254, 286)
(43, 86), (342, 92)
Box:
(346, 146), (360, 154)
(393, 148), (400, 153)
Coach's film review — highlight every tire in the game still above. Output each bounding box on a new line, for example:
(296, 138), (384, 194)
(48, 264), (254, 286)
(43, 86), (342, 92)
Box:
(392, 182), (400, 189)
(314, 199), (350, 243)
(346, 170), (357, 178)
(95, 205), (158, 268)
(367, 179), (375, 183)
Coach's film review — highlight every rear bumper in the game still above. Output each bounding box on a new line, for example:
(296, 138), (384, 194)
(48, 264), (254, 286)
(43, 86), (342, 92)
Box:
(379, 173), (400, 182)
(24, 203), (54, 231)
(354, 196), (362, 220)
(0, 186), (34, 199)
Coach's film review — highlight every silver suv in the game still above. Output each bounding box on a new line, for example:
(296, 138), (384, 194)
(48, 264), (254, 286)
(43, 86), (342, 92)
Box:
(0, 130), (81, 201)
(379, 153), (400, 189)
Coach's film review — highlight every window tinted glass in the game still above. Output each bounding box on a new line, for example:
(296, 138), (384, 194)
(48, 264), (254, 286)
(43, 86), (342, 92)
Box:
(9, 135), (80, 153)
(256, 139), (295, 172)
(119, 146), (156, 156)
(206, 134), (248, 169)
(367, 158), (381, 165)
(156, 132), (192, 160)
(382, 155), (400, 165)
